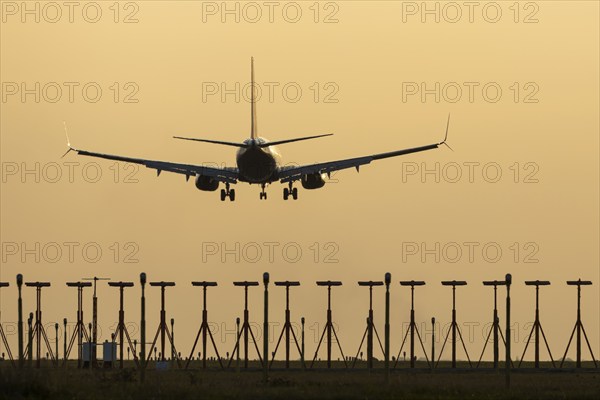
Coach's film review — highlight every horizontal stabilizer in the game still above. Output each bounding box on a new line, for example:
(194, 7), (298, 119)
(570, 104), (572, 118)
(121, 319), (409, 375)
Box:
(258, 133), (333, 147)
(173, 136), (249, 148)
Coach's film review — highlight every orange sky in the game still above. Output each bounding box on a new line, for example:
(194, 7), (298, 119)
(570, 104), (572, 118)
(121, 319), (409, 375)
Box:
(1, 1), (598, 363)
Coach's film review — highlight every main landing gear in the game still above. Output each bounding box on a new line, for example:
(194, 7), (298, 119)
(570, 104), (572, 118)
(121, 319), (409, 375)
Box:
(259, 183), (268, 200)
(283, 183), (298, 201)
(220, 183), (235, 202)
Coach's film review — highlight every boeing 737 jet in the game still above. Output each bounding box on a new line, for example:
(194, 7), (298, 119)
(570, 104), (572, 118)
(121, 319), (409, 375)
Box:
(64, 58), (451, 201)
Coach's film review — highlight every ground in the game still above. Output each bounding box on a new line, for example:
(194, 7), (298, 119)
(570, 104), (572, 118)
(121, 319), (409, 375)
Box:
(1, 362), (599, 400)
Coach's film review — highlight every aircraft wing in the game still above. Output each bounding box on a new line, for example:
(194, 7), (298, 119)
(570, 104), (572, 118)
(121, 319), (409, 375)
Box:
(278, 115), (452, 184)
(277, 143), (441, 183)
(67, 146), (238, 183)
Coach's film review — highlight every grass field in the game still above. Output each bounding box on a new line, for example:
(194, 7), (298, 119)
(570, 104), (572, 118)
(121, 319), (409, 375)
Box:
(2, 362), (600, 400)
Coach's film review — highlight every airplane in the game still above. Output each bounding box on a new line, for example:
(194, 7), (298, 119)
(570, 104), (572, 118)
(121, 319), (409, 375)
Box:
(63, 58), (451, 201)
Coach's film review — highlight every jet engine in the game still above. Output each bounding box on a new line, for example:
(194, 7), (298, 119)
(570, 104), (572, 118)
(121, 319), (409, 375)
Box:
(195, 175), (219, 191)
(301, 173), (326, 189)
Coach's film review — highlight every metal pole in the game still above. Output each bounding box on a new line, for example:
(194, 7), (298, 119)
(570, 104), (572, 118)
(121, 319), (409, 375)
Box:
(92, 291), (97, 367)
(88, 323), (92, 369)
(431, 317), (436, 372)
(505, 273), (511, 389)
(535, 285), (540, 368)
(493, 286), (498, 370)
(160, 287), (165, 362)
(120, 287), (125, 369)
(301, 317), (305, 369)
(410, 286), (415, 368)
(63, 318), (67, 365)
(171, 318), (175, 361)
(368, 286), (373, 370)
(327, 285), (332, 369)
(36, 287), (41, 368)
(140, 273), (146, 382)
(384, 273), (390, 383)
(451, 286), (456, 369)
(576, 284), (581, 368)
(55, 323), (59, 367)
(27, 313), (33, 367)
(244, 286), (249, 368)
(236, 317), (240, 374)
(78, 287), (82, 367)
(285, 286), (290, 368)
(203, 286), (207, 368)
(17, 274), (23, 368)
(263, 272), (269, 383)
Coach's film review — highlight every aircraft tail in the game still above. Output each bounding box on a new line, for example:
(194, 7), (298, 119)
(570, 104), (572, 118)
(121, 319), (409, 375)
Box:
(250, 57), (257, 140)
(172, 58), (334, 148)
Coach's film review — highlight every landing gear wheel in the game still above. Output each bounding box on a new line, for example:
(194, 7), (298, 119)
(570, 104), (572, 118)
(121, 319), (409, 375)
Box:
(229, 189), (235, 201)
(283, 188), (289, 200)
(259, 184), (267, 200)
(220, 189), (226, 201)
(292, 187), (298, 200)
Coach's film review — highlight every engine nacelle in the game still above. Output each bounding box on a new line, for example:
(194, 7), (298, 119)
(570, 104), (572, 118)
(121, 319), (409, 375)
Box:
(195, 175), (219, 191)
(301, 173), (326, 189)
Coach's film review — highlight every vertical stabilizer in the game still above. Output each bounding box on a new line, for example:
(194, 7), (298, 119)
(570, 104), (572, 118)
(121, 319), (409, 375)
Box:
(250, 57), (258, 139)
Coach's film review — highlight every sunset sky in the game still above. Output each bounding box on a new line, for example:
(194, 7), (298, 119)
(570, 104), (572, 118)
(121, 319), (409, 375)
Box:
(1, 1), (598, 363)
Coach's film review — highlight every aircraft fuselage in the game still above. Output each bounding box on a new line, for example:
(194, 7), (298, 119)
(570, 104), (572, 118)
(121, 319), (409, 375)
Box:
(236, 137), (282, 183)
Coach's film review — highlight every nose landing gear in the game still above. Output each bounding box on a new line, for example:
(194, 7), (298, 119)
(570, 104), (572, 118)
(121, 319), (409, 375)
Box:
(259, 183), (268, 200)
(220, 183), (235, 201)
(283, 183), (298, 201)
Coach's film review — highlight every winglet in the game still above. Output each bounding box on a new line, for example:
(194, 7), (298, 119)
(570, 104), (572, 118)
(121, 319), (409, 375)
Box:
(64, 121), (71, 147)
(61, 121), (75, 158)
(439, 113), (453, 151)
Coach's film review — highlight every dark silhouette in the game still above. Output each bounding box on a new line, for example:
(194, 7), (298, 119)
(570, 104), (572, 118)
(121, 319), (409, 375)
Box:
(227, 281), (263, 369)
(82, 277), (110, 367)
(505, 274), (512, 388)
(139, 273), (146, 382)
(560, 279), (598, 368)
(64, 282), (92, 368)
(478, 280), (510, 369)
(270, 281), (304, 369)
(24, 282), (56, 367)
(384, 273), (391, 383)
(186, 281), (223, 369)
(352, 281), (384, 370)
(147, 281), (180, 367)
(16, 275), (24, 369)
(262, 273), (269, 384)
(519, 281), (555, 368)
(108, 281), (139, 369)
(311, 281), (347, 369)
(63, 58), (451, 202)
(0, 282), (15, 366)
(437, 281), (471, 369)
(395, 280), (430, 369)
(431, 317), (436, 371)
